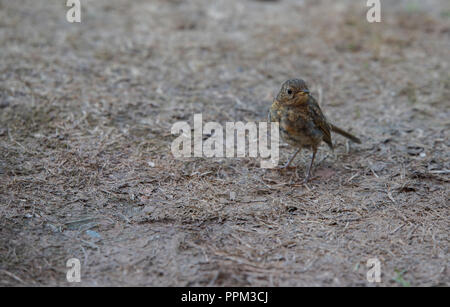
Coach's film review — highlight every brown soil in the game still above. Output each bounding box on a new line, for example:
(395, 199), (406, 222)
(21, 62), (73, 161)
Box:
(0, 0), (449, 286)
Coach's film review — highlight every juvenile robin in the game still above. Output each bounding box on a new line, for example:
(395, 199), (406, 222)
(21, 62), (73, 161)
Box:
(269, 79), (361, 182)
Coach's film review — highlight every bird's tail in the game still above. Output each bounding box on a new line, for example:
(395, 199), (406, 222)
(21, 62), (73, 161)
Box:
(330, 124), (361, 144)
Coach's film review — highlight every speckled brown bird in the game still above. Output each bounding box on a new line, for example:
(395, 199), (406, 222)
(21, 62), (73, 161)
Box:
(269, 79), (361, 182)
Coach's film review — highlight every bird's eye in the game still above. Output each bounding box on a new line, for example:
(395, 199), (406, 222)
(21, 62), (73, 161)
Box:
(287, 89), (292, 95)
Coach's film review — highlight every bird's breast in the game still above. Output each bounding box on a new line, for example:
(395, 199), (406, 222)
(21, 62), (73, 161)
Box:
(270, 102), (320, 148)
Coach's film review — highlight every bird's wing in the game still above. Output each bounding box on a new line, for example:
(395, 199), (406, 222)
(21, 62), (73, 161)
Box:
(308, 96), (333, 148)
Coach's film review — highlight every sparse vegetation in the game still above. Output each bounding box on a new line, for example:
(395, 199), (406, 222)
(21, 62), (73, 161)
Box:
(0, 0), (449, 286)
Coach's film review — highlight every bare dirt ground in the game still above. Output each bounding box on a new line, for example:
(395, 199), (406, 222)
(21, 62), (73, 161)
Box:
(0, 0), (449, 286)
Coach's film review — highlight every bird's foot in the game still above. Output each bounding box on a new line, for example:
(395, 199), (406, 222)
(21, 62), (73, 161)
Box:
(303, 175), (311, 184)
(303, 169), (314, 183)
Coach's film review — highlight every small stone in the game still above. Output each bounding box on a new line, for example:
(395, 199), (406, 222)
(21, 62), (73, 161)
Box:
(86, 230), (102, 239)
(46, 223), (59, 232)
(229, 191), (236, 201)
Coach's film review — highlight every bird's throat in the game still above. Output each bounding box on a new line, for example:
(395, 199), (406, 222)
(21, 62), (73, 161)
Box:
(290, 94), (309, 106)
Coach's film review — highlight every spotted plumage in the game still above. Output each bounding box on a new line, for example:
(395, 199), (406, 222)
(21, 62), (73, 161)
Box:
(269, 79), (361, 182)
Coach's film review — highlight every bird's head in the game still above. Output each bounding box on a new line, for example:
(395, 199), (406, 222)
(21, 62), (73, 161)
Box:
(276, 79), (310, 105)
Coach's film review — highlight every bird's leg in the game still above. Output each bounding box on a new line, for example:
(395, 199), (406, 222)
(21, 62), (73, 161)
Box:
(281, 148), (301, 169)
(304, 148), (317, 183)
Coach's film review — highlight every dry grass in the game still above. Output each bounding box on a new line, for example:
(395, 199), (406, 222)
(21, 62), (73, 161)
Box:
(0, 0), (449, 286)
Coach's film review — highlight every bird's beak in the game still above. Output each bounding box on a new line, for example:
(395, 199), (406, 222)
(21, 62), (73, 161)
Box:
(296, 90), (309, 96)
